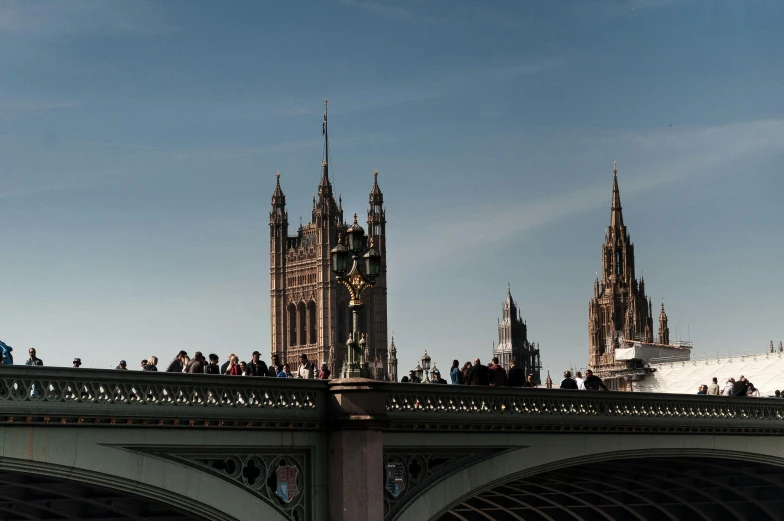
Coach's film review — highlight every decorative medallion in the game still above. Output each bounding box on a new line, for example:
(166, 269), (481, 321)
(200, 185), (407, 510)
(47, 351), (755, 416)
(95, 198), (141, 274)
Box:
(276, 465), (300, 503)
(384, 461), (406, 498)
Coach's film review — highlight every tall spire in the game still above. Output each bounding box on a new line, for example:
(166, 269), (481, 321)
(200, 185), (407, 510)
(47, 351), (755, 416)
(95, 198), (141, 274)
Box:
(610, 161), (624, 229)
(271, 170), (285, 205)
(319, 99), (333, 196)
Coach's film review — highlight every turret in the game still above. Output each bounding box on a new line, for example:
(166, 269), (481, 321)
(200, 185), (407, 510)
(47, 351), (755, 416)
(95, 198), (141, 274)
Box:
(658, 301), (670, 345)
(367, 170), (385, 253)
(388, 332), (398, 382)
(270, 171), (288, 242)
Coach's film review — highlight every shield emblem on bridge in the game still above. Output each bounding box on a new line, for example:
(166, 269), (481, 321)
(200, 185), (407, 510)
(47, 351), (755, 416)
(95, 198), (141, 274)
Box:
(384, 461), (406, 498)
(275, 465), (299, 503)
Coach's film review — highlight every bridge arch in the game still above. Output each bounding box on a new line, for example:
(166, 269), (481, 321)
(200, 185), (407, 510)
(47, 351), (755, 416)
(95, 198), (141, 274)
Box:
(392, 434), (784, 521)
(0, 427), (291, 521)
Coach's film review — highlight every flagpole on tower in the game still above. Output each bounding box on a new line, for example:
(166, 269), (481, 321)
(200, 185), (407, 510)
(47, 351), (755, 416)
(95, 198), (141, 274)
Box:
(322, 98), (329, 169)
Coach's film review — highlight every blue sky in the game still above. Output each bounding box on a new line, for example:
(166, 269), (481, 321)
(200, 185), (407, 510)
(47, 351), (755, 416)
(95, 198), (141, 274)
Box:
(0, 0), (782, 373)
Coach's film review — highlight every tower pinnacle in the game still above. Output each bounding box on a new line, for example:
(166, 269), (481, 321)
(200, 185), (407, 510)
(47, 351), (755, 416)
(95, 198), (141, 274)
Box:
(610, 162), (624, 229)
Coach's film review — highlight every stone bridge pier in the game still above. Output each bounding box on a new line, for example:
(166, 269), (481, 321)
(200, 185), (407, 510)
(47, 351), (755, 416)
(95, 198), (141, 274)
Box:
(3, 368), (784, 521)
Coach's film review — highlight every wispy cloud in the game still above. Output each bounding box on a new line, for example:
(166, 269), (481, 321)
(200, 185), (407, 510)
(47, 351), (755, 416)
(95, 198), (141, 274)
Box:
(0, 98), (80, 112)
(392, 119), (784, 271)
(335, 0), (446, 24)
(573, 0), (696, 19)
(0, 0), (170, 39)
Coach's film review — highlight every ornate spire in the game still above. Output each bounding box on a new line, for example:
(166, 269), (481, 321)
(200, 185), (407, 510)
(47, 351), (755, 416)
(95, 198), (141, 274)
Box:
(368, 169), (384, 209)
(658, 299), (670, 345)
(271, 170), (285, 206)
(771, 340), (775, 353)
(610, 161), (624, 229)
(545, 369), (552, 389)
(370, 169), (382, 196)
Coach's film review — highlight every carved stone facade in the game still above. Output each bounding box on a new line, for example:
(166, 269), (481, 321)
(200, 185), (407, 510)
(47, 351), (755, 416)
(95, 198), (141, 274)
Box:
(588, 163), (672, 389)
(270, 162), (388, 378)
(493, 286), (541, 384)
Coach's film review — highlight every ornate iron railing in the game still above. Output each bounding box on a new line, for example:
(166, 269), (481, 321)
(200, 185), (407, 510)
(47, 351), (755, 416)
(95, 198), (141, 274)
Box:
(0, 367), (326, 427)
(379, 382), (784, 432)
(3, 369), (784, 433)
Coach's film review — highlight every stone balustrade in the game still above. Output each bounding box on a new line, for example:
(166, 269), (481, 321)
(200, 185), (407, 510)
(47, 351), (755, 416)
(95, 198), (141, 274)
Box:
(1, 368), (782, 434)
(0, 366), (326, 427)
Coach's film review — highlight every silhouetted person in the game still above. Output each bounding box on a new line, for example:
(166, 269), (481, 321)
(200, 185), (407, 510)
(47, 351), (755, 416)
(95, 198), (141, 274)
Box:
(732, 376), (748, 397)
(583, 369), (609, 391)
(507, 359), (525, 387)
(487, 357), (507, 387)
(205, 354), (220, 374)
(166, 351), (187, 372)
(467, 358), (490, 386)
(560, 370), (578, 390)
(186, 352), (205, 373)
(26, 348), (43, 366)
(268, 354), (284, 377)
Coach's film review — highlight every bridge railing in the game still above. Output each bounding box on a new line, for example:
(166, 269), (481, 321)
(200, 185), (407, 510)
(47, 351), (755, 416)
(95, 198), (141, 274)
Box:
(4, 370), (784, 433)
(0, 366), (327, 427)
(377, 381), (784, 433)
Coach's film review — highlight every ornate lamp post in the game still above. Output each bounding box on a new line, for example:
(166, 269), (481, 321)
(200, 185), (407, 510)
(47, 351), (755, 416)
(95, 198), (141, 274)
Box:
(413, 363), (424, 383)
(421, 350), (432, 383)
(331, 214), (381, 378)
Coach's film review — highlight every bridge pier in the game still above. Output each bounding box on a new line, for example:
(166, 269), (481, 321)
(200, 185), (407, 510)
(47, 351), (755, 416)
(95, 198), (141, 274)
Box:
(328, 378), (386, 521)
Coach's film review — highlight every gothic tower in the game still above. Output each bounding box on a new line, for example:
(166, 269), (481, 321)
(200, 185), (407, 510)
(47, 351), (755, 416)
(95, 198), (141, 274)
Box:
(658, 302), (670, 345)
(269, 102), (388, 377)
(588, 163), (654, 369)
(494, 285), (541, 383)
(388, 332), (398, 382)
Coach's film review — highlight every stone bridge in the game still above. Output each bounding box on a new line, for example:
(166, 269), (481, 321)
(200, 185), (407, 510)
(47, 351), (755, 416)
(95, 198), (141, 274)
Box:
(1, 367), (784, 521)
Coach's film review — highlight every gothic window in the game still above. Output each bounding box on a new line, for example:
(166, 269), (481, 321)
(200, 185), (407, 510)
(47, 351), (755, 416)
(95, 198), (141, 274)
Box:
(374, 204), (380, 213)
(337, 302), (347, 344)
(298, 302), (307, 346)
(288, 304), (297, 346)
(616, 251), (622, 276)
(374, 224), (380, 235)
(308, 300), (317, 344)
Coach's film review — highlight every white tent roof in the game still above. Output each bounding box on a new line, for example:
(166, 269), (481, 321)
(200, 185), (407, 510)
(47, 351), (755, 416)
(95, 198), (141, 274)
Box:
(634, 351), (784, 397)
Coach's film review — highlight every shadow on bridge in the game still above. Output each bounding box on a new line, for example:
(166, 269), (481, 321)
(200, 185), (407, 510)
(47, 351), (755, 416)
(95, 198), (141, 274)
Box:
(438, 455), (784, 521)
(0, 469), (207, 521)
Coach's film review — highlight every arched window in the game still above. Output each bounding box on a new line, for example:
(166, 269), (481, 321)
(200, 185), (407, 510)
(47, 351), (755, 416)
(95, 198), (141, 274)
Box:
(308, 301), (317, 344)
(298, 302), (307, 346)
(374, 224), (381, 235)
(288, 304), (297, 346)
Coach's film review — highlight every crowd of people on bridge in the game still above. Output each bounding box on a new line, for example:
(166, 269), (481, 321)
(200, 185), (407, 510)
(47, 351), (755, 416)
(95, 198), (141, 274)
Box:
(3, 341), (777, 397)
(0, 341), (332, 380)
(401, 357), (611, 390)
(697, 376), (767, 397)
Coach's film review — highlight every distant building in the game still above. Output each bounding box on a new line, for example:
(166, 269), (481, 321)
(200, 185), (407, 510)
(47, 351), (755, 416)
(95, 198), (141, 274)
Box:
(635, 347), (784, 396)
(269, 110), (388, 378)
(588, 163), (686, 390)
(494, 285), (541, 384)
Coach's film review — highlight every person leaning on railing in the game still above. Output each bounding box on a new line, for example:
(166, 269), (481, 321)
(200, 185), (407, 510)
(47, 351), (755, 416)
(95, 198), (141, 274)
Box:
(582, 370), (609, 391)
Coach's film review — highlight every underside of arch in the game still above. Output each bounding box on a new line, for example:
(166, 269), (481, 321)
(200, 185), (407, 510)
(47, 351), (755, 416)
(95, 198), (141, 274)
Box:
(438, 457), (784, 521)
(0, 469), (208, 521)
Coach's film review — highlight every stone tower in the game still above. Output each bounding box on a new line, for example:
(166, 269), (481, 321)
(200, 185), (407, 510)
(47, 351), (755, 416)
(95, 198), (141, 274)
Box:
(658, 302), (670, 345)
(269, 105), (388, 377)
(588, 163), (654, 369)
(388, 332), (398, 382)
(494, 285), (541, 383)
